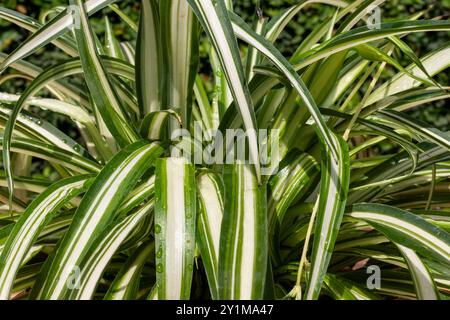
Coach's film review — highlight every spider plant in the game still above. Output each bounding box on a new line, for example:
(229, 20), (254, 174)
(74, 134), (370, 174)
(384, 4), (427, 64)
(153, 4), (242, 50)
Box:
(0, 0), (449, 300)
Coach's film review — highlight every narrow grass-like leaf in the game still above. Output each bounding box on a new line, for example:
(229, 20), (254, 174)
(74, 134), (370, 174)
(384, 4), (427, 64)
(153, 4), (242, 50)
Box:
(0, 105), (85, 156)
(0, 137), (101, 174)
(155, 157), (196, 300)
(109, 4), (138, 33)
(160, 0), (199, 126)
(104, 16), (125, 60)
(268, 152), (319, 263)
(34, 141), (163, 299)
(324, 273), (380, 300)
(0, 93), (91, 125)
(0, 0), (116, 73)
(354, 44), (434, 86)
(292, 21), (450, 69)
(104, 241), (154, 300)
(245, 15), (266, 82)
(73, 0), (139, 147)
(139, 110), (182, 141)
(68, 201), (154, 299)
(194, 76), (214, 131)
(396, 244), (440, 300)
(187, 0), (261, 182)
(305, 133), (350, 300)
(136, 0), (161, 115)
(0, 175), (94, 299)
(0, 7), (76, 63)
(377, 110), (450, 152)
(196, 171), (224, 300)
(347, 203), (450, 265)
(265, 0), (348, 43)
(389, 36), (443, 88)
(219, 164), (267, 299)
(230, 12), (340, 161)
(337, 0), (386, 32)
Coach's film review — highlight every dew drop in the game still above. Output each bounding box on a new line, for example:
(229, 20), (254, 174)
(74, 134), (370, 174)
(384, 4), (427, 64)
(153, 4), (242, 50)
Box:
(155, 224), (162, 234)
(156, 264), (164, 273)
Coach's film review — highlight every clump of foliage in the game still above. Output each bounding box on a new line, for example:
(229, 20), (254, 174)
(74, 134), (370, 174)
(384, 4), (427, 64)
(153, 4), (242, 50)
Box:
(0, 0), (449, 300)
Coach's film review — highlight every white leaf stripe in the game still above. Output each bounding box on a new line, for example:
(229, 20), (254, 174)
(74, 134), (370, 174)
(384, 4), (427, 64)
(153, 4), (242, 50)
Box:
(306, 133), (350, 300)
(219, 164), (267, 299)
(196, 171), (224, 299)
(324, 273), (380, 300)
(34, 141), (163, 299)
(0, 7), (76, 58)
(0, 52), (81, 102)
(160, 0), (198, 125)
(366, 42), (450, 106)
(268, 152), (319, 263)
(104, 241), (154, 300)
(0, 0), (116, 72)
(73, 0), (138, 147)
(2, 71), (94, 209)
(117, 176), (155, 217)
(0, 92), (92, 124)
(230, 12), (339, 161)
(396, 244), (440, 300)
(3, 57), (136, 115)
(188, 0), (261, 182)
(378, 110), (450, 151)
(293, 21), (450, 69)
(270, 153), (319, 213)
(0, 175), (93, 299)
(139, 110), (182, 140)
(0, 105), (81, 155)
(245, 17), (266, 82)
(1, 57), (120, 186)
(155, 158), (196, 300)
(348, 203), (450, 264)
(69, 201), (154, 300)
(265, 0), (348, 42)
(0, 138), (101, 174)
(136, 0), (161, 115)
